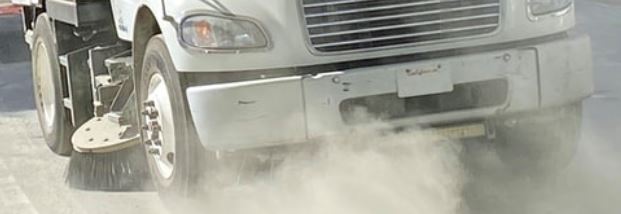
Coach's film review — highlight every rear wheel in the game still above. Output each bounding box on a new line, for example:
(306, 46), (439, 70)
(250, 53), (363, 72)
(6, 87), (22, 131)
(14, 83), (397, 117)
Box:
(31, 13), (73, 156)
(495, 103), (582, 175)
(139, 35), (201, 200)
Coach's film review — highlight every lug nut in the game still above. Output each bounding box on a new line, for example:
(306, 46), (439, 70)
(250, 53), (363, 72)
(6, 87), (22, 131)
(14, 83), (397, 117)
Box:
(144, 139), (161, 146)
(148, 120), (160, 128)
(147, 109), (158, 117)
(143, 100), (155, 107)
(142, 122), (161, 132)
(147, 148), (160, 155)
(150, 131), (160, 139)
(151, 123), (161, 132)
(141, 107), (159, 118)
(148, 110), (158, 118)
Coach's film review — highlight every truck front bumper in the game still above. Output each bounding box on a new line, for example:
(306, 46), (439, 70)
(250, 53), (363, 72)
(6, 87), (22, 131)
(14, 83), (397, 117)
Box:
(186, 35), (593, 150)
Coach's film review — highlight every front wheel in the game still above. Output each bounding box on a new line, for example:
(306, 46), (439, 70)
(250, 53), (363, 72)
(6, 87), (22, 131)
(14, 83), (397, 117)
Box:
(494, 103), (582, 175)
(138, 35), (201, 199)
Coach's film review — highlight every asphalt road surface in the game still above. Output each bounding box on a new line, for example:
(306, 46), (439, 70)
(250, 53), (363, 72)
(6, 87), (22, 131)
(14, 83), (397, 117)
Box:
(0, 1), (620, 214)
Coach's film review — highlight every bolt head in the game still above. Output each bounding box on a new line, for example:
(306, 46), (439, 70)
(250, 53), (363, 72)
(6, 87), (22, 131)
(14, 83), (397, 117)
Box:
(147, 148), (160, 155)
(503, 53), (512, 62)
(150, 131), (160, 139)
(142, 107), (159, 118)
(151, 124), (161, 132)
(148, 111), (159, 119)
(143, 100), (155, 107)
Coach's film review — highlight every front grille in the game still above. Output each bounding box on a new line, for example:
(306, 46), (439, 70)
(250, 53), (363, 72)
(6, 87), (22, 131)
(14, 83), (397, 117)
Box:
(301, 0), (502, 53)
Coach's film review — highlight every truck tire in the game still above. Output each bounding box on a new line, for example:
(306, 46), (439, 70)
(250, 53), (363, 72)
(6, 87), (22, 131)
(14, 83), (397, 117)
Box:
(494, 103), (582, 175)
(139, 35), (201, 199)
(31, 13), (73, 156)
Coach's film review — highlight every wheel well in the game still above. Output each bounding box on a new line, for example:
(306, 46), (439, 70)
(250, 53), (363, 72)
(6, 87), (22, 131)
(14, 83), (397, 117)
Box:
(133, 7), (162, 86)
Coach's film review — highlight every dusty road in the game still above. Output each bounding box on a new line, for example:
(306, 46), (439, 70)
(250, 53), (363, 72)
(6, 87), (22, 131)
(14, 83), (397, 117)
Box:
(0, 1), (620, 214)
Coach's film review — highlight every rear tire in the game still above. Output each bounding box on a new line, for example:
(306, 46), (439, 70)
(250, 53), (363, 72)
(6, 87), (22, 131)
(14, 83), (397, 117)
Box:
(138, 35), (201, 201)
(495, 103), (582, 175)
(31, 13), (73, 156)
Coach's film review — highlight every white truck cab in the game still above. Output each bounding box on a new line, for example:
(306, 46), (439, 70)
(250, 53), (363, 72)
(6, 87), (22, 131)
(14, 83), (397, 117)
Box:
(12, 0), (593, 201)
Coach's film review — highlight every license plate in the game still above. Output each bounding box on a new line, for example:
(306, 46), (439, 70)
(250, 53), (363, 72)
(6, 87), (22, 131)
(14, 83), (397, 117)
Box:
(396, 62), (453, 98)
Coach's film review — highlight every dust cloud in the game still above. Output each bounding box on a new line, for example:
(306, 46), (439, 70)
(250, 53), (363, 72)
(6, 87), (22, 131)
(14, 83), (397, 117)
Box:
(461, 116), (621, 214)
(166, 113), (621, 214)
(187, 123), (466, 214)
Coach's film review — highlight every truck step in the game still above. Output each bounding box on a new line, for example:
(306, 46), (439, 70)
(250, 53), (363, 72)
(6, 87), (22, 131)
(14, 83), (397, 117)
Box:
(72, 115), (140, 153)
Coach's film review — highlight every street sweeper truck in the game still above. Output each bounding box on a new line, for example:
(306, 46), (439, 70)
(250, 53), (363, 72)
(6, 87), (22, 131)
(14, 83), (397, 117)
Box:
(12, 0), (592, 198)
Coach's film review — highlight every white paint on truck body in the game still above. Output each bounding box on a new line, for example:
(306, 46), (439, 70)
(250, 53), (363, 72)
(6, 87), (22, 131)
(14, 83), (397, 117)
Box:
(10, 0), (593, 150)
(105, 0), (579, 72)
(11, 0), (580, 73)
(10, 0), (37, 6)
(109, 0), (140, 41)
(186, 35), (594, 150)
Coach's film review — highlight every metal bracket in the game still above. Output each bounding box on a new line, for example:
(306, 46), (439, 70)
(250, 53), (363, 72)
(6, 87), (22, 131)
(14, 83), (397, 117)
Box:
(72, 116), (140, 153)
(60, 47), (94, 127)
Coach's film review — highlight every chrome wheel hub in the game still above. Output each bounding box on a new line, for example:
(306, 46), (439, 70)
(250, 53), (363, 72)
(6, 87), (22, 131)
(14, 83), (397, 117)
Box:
(143, 73), (176, 179)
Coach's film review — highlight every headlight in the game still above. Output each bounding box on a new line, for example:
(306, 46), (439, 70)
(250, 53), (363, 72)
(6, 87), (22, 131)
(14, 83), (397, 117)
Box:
(180, 15), (269, 50)
(528, 0), (573, 16)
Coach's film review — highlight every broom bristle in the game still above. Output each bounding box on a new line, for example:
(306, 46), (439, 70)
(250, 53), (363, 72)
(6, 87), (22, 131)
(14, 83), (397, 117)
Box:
(65, 145), (153, 192)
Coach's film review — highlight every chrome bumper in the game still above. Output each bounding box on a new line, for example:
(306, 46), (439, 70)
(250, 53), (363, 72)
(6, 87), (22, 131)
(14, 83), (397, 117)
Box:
(186, 35), (593, 150)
